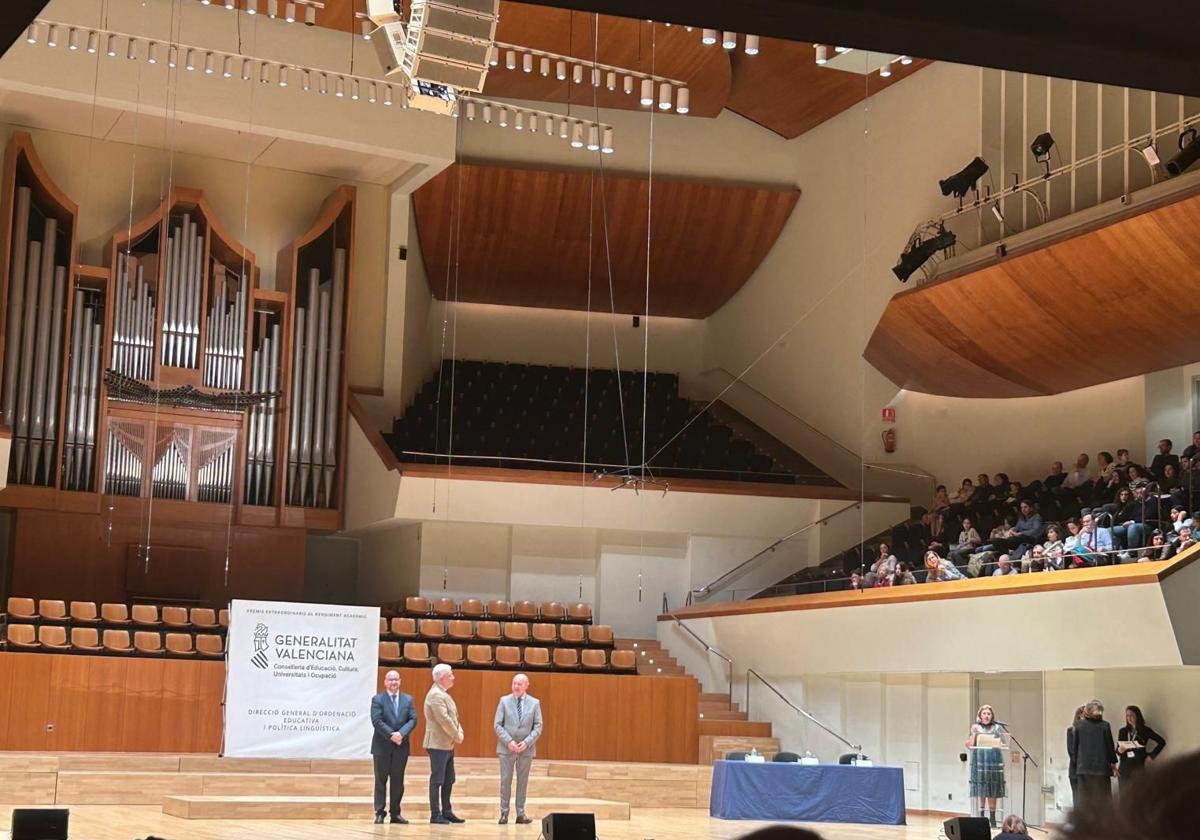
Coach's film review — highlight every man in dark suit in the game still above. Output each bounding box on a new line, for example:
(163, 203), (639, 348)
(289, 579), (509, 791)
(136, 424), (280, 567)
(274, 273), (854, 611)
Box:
(371, 669), (418, 824)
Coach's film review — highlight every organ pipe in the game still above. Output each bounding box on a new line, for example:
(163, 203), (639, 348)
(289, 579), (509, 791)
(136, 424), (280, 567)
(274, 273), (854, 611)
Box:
(245, 316), (280, 506)
(1, 186), (31, 427)
(204, 263), (247, 389)
(112, 253), (156, 380)
(63, 289), (103, 492)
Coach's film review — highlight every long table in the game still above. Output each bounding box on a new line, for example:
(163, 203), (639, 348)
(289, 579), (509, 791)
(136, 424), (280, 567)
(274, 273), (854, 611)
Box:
(709, 760), (906, 824)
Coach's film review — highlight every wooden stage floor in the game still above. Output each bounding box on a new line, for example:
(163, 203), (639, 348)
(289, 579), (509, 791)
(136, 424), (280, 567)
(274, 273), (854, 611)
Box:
(0, 805), (955, 839)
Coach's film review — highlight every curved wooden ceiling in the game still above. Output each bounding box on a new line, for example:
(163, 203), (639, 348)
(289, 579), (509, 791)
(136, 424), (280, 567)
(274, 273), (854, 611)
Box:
(865, 191), (1200, 398)
(413, 162), (799, 318)
(314, 2), (926, 135)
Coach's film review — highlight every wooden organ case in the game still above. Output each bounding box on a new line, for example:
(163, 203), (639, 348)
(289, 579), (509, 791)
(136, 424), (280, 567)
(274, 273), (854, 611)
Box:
(0, 133), (355, 604)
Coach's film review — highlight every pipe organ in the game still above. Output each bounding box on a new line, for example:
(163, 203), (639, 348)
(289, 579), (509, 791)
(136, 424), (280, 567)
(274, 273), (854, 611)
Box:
(0, 133), (353, 531)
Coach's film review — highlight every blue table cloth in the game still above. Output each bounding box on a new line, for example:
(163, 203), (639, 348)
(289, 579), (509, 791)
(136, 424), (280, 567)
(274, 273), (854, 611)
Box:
(709, 760), (906, 824)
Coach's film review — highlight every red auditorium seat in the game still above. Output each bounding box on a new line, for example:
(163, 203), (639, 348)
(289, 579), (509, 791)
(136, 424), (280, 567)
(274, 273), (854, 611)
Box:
(523, 647), (551, 669)
(6, 624), (40, 649)
(610, 650), (637, 672)
(476, 620), (502, 642)
(101, 603), (131, 624)
(567, 602), (592, 622)
(190, 608), (219, 629)
(495, 646), (522, 669)
(503, 622), (530, 643)
(459, 598), (485, 619)
(432, 597), (457, 617)
(486, 600), (512, 620)
(531, 623), (557, 644)
(587, 625), (614, 646)
(134, 631), (165, 655)
(403, 642), (434, 666)
(559, 624), (586, 645)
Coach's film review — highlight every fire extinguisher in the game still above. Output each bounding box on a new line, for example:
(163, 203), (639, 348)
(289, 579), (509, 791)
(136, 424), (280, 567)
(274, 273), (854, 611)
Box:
(882, 428), (896, 453)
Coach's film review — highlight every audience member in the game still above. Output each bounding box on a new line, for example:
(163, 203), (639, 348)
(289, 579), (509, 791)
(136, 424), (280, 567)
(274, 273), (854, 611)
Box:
(1067, 513), (1112, 566)
(1063, 453), (1092, 493)
(992, 554), (1017, 576)
(1066, 704), (1086, 804)
(1174, 524), (1195, 553)
(891, 562), (916, 586)
(1161, 462), (1181, 493)
(948, 517), (982, 566)
(1042, 461), (1067, 491)
(864, 543), (898, 587)
(993, 500), (1044, 560)
(1041, 524), (1065, 569)
(1150, 439), (1180, 480)
(1021, 544), (1049, 573)
(995, 815), (1031, 839)
(1059, 749), (1198, 840)
(1138, 530), (1174, 562)
(1183, 431), (1200, 460)
(924, 550), (965, 582)
(1096, 451), (1116, 480)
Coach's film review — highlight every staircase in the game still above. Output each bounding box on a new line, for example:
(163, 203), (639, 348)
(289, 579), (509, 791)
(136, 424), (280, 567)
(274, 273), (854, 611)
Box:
(618, 638), (780, 764)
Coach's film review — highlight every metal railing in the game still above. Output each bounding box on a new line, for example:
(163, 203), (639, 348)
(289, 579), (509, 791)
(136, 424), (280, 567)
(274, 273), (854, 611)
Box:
(666, 613), (734, 708)
(689, 503), (862, 603)
(746, 668), (862, 754)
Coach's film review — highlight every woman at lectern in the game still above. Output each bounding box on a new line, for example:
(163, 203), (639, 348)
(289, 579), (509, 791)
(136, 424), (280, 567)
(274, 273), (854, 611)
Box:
(1116, 705), (1165, 789)
(966, 704), (1007, 827)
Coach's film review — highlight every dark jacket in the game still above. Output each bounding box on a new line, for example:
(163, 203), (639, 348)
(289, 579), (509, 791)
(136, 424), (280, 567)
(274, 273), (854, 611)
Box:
(1066, 725), (1077, 780)
(995, 833), (1031, 840)
(370, 690), (418, 755)
(1117, 723), (1166, 771)
(1070, 717), (1116, 777)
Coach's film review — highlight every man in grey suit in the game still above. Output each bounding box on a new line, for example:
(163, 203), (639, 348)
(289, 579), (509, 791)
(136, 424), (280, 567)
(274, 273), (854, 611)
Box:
(370, 670), (418, 824)
(493, 672), (543, 824)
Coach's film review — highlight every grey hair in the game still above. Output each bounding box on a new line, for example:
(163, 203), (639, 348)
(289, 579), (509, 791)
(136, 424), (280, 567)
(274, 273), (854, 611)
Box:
(513, 673), (529, 684)
(432, 663), (453, 680)
(1085, 699), (1105, 718)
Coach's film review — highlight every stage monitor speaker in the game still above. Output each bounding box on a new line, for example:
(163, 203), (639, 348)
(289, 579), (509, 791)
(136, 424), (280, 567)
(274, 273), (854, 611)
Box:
(11, 808), (69, 840)
(943, 816), (991, 840)
(541, 812), (596, 840)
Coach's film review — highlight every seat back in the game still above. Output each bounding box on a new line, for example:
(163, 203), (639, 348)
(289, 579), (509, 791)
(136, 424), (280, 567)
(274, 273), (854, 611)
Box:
(71, 627), (100, 649)
(432, 597), (457, 617)
(567, 601), (592, 621)
(219, 609), (229, 627)
(726, 751), (749, 761)
(103, 629), (132, 651)
(495, 645), (522, 667)
(134, 631), (163, 653)
(503, 622), (529, 642)
(403, 641), (431, 662)
(419, 618), (445, 638)
(165, 633), (195, 655)
(131, 604), (160, 625)
(379, 641), (402, 661)
(459, 598), (485, 618)
(39, 600), (68, 621)
(190, 607), (218, 627)
(773, 751), (801, 763)
(476, 620), (501, 641)
(580, 649), (608, 669)
(437, 643), (464, 664)
(161, 606), (189, 627)
(486, 599), (512, 619)
(512, 600), (538, 620)
(610, 649), (637, 670)
(523, 646), (550, 668)
(540, 601), (565, 621)
(405, 596), (430, 615)
(7, 596), (37, 619)
(196, 634), (225, 656)
(38, 625), (68, 647)
(587, 624), (614, 645)
(101, 603), (129, 623)
(552, 648), (579, 668)
(379, 617), (389, 636)
(559, 624), (585, 645)
(447, 619), (474, 640)
(531, 623), (557, 643)
(7, 624), (37, 645)
(70, 601), (99, 622)
(467, 644), (494, 666)
(392, 617), (418, 638)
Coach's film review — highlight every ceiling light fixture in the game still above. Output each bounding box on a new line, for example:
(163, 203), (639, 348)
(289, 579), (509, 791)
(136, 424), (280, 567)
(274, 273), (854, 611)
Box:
(86, 31), (98, 53)
(658, 82), (672, 110)
(558, 117), (568, 138)
(267, 0), (279, 19)
(676, 87), (689, 114)
(900, 55), (913, 65)
(242, 58), (253, 80)
(572, 64), (583, 84)
(835, 46), (849, 53)
(46, 25), (58, 47)
(383, 84), (393, 106)
(25, 24), (37, 44)
(285, 2), (297, 23)
(280, 66), (290, 87)
(224, 0), (236, 10)
(498, 106), (508, 127)
(335, 76), (344, 97)
(606, 71), (616, 91)
(556, 60), (566, 80)
(514, 111), (524, 131)
(540, 57), (550, 76)
(350, 78), (359, 99)
(310, 6), (320, 26)
(185, 48), (197, 70)
(107, 34), (118, 57)
(587, 124), (600, 151)
(722, 31), (737, 49)
(368, 81), (377, 102)
(318, 71), (328, 93)
(246, 0), (258, 14)
(640, 78), (654, 106)
(482, 103), (492, 123)
(465, 100), (476, 120)
(487, 46), (498, 66)
(879, 64), (891, 78)
(302, 70), (311, 90)
(523, 53), (532, 73)
(939, 157), (989, 199)
(571, 122), (584, 149)
(147, 41), (158, 64)
(222, 55), (233, 77)
(744, 34), (759, 55)
(815, 44), (827, 64)
(359, 18), (370, 37)
(204, 52), (215, 73)
(168, 46), (180, 68)
(701, 29), (717, 45)
(127, 38), (139, 60)
(592, 67), (601, 87)
(623, 75), (634, 95)
(67, 28), (79, 50)
(505, 50), (516, 70)
(259, 62), (270, 83)
(601, 126), (614, 154)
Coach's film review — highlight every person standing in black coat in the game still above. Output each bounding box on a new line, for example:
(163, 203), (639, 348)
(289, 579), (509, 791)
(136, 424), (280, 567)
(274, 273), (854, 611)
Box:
(1116, 704), (1166, 789)
(1069, 700), (1117, 812)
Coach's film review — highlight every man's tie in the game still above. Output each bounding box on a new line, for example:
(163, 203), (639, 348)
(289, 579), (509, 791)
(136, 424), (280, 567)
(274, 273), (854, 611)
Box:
(391, 693), (398, 716)
(516, 696), (523, 719)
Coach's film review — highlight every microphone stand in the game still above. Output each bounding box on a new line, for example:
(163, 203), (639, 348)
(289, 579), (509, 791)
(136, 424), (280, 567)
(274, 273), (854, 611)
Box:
(1000, 724), (1039, 828)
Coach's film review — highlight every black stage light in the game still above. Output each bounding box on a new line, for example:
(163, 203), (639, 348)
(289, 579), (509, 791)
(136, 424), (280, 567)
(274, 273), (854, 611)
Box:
(939, 156), (989, 198)
(1030, 131), (1055, 160)
(1166, 128), (1200, 177)
(893, 228), (956, 283)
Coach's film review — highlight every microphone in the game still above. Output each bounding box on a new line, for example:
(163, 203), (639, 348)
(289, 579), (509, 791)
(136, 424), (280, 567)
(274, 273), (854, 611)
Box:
(995, 720), (1010, 728)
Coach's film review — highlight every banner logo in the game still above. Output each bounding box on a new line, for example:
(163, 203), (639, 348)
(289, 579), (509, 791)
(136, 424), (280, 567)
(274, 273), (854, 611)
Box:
(251, 622), (270, 669)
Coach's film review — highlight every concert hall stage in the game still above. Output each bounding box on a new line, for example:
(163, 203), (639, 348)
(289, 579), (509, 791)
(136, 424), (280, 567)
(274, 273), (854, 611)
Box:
(0, 752), (946, 839)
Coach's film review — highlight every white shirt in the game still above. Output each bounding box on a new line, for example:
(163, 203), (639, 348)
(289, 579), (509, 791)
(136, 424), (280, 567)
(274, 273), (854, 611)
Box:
(1062, 467), (1091, 489)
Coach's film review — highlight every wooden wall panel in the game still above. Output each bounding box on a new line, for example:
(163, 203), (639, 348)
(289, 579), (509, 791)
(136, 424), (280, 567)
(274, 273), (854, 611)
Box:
(0, 654), (698, 763)
(865, 189), (1200, 397)
(8, 508), (306, 606)
(414, 163), (798, 318)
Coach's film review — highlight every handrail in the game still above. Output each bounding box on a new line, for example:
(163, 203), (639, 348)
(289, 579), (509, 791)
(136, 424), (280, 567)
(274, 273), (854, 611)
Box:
(667, 613), (734, 708)
(746, 668), (862, 753)
(691, 503), (861, 600)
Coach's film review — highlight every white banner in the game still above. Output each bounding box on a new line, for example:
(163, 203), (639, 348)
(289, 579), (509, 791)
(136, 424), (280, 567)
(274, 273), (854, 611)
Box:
(223, 599), (380, 759)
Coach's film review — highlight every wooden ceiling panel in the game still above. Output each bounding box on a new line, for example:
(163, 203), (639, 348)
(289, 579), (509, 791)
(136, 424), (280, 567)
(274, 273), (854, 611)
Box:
(726, 38), (931, 139)
(864, 191), (1200, 398)
(413, 162), (798, 318)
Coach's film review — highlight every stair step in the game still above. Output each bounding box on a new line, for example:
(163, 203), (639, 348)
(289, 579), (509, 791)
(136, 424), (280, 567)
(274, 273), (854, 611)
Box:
(614, 639), (660, 651)
(699, 720), (772, 738)
(698, 700), (740, 712)
(638, 664), (685, 676)
(697, 710), (748, 721)
(162, 795), (629, 821)
(699, 692), (734, 703)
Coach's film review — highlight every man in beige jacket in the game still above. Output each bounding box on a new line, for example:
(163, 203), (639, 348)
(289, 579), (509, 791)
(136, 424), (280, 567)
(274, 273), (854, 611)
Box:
(423, 663), (465, 824)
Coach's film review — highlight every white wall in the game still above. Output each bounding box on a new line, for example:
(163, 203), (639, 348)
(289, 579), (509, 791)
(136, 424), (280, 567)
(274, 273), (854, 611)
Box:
(418, 521), (511, 603)
(356, 524), (421, 606)
(595, 531), (689, 638)
(509, 525), (598, 607)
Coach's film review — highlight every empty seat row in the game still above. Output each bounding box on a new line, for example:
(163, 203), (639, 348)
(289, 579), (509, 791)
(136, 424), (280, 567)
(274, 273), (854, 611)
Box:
(2, 624), (224, 657)
(380, 618), (613, 646)
(5, 598), (228, 630)
(379, 641), (636, 672)
(396, 597), (592, 623)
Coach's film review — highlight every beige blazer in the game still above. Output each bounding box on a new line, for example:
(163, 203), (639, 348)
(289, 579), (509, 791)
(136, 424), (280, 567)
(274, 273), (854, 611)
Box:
(423, 684), (463, 750)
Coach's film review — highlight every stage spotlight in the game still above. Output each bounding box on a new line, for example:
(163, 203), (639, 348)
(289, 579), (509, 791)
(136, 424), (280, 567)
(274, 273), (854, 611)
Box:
(939, 157), (988, 199)
(893, 228), (956, 283)
(1030, 132), (1054, 160)
(1166, 128), (1200, 177)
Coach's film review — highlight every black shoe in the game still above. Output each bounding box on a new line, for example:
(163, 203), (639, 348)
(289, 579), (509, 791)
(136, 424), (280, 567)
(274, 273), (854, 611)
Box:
(374, 814), (385, 824)
(390, 815), (408, 824)
(498, 815), (508, 825)
(516, 815), (533, 824)
(430, 816), (451, 824)
(443, 812), (466, 824)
